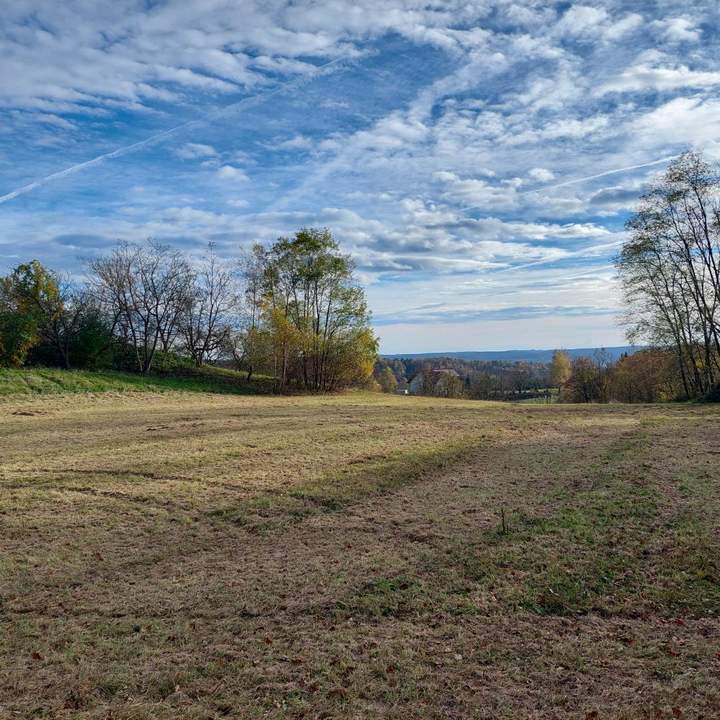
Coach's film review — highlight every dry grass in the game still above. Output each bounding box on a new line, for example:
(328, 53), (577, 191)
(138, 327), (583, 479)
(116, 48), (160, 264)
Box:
(1, 388), (719, 718)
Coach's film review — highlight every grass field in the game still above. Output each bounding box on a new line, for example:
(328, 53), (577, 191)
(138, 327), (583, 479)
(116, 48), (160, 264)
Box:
(1, 382), (719, 718)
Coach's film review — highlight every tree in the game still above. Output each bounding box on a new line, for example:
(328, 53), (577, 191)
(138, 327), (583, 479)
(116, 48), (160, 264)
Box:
(2, 230), (377, 392)
(549, 350), (572, 388)
(230, 244), (270, 381)
(322, 326), (378, 390)
(180, 243), (237, 367)
(610, 349), (679, 403)
(0, 260), (118, 369)
(89, 241), (193, 374)
(468, 371), (500, 400)
(617, 151), (720, 398)
(377, 365), (398, 393)
(562, 356), (605, 403)
(0, 260), (70, 367)
(29, 287), (109, 370)
(508, 362), (533, 397)
(255, 228), (377, 391)
(67, 301), (115, 369)
(0, 264), (39, 366)
(433, 370), (464, 398)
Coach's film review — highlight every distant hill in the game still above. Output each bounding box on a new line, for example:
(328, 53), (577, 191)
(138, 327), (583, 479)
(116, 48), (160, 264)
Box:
(383, 346), (639, 364)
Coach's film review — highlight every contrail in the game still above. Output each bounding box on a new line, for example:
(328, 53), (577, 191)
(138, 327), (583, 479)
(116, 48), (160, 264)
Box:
(468, 155), (684, 271)
(0, 56), (349, 206)
(452, 154), (681, 217)
(0, 122), (202, 205)
(491, 238), (626, 274)
(529, 154), (680, 193)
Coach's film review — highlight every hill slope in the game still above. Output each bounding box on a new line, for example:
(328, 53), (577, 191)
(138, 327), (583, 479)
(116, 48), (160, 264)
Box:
(384, 345), (639, 363)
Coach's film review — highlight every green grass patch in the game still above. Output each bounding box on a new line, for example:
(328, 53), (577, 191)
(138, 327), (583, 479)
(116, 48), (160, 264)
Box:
(0, 366), (274, 397)
(478, 438), (718, 617)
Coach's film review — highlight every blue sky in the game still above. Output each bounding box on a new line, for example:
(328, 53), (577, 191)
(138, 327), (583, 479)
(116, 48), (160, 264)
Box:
(1, 1), (719, 353)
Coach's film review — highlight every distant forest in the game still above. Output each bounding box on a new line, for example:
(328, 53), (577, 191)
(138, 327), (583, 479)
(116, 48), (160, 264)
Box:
(374, 356), (552, 401)
(373, 347), (685, 403)
(382, 346), (637, 364)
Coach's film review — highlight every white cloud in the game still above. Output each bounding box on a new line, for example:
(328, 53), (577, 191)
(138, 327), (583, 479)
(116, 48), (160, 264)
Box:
(555, 6), (610, 39)
(598, 63), (720, 95)
(0, 1), (497, 117)
(273, 135), (314, 151)
(216, 165), (249, 181)
(528, 167), (555, 182)
(175, 142), (218, 160)
(654, 17), (701, 43)
(634, 96), (720, 147)
(3, 0), (720, 351)
(554, 6), (641, 42)
(433, 172), (520, 211)
(603, 13), (643, 41)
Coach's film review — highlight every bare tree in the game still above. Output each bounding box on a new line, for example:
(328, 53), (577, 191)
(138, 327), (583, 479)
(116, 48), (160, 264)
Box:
(180, 244), (237, 367)
(228, 244), (268, 381)
(40, 283), (96, 370)
(89, 241), (193, 374)
(618, 152), (720, 398)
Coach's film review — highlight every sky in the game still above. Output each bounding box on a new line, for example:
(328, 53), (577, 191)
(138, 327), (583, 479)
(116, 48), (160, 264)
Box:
(1, 1), (719, 353)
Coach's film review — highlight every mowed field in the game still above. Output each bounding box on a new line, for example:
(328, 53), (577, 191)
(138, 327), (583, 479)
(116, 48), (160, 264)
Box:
(1, 386), (720, 719)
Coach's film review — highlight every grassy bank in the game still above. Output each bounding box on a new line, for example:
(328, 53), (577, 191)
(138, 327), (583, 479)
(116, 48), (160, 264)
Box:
(0, 366), (274, 397)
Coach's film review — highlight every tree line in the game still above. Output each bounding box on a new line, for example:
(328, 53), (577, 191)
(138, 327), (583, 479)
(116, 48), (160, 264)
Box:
(0, 228), (377, 392)
(550, 348), (686, 403)
(373, 356), (552, 400)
